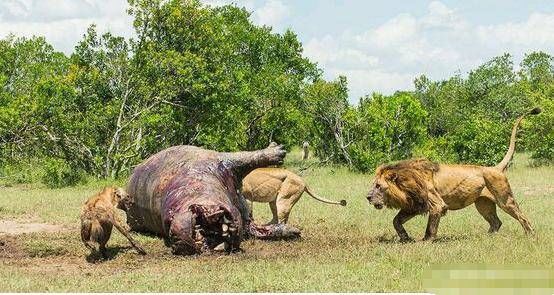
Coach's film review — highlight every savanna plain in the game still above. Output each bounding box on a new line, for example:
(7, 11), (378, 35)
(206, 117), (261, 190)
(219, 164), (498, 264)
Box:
(0, 151), (553, 292)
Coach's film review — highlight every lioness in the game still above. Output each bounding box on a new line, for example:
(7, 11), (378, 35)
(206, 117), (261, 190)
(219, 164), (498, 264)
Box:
(80, 187), (146, 258)
(242, 168), (347, 224)
(366, 108), (540, 242)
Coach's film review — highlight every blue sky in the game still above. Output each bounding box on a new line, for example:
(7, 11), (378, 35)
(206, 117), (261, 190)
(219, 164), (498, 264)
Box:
(1, 0), (553, 102)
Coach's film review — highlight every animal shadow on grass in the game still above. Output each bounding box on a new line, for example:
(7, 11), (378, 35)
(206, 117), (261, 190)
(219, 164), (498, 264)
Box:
(85, 245), (133, 263)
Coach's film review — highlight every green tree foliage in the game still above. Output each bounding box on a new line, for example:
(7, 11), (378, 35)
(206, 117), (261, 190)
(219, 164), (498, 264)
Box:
(128, 0), (319, 151)
(347, 92), (428, 172)
(301, 76), (353, 165)
(413, 52), (552, 166)
(1, 1), (320, 184)
(1, 1), (553, 186)
(518, 52), (554, 163)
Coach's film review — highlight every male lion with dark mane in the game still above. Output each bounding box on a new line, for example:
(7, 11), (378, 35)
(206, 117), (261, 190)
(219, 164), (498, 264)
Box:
(366, 108), (541, 242)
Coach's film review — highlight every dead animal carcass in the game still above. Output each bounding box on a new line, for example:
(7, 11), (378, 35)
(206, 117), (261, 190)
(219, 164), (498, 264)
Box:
(126, 144), (300, 255)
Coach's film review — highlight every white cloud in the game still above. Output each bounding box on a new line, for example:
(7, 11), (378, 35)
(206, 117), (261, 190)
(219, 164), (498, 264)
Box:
(252, 0), (289, 28)
(422, 1), (466, 30)
(477, 13), (554, 46)
(303, 1), (554, 102)
(0, 0), (134, 54)
(0, 0), (290, 54)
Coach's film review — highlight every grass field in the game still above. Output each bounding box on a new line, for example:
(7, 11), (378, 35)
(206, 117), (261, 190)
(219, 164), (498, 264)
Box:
(0, 151), (553, 292)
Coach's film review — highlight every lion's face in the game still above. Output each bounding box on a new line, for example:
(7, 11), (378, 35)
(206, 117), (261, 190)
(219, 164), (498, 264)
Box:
(366, 175), (390, 210)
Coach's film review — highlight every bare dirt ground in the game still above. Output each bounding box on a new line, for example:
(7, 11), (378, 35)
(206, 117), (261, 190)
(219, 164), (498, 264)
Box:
(0, 220), (67, 235)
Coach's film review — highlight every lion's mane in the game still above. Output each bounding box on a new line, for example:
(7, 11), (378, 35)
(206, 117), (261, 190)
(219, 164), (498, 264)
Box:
(376, 159), (439, 214)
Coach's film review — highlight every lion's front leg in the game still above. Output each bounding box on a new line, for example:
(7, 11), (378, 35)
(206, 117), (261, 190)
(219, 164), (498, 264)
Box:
(423, 213), (442, 241)
(393, 210), (417, 242)
(424, 191), (446, 241)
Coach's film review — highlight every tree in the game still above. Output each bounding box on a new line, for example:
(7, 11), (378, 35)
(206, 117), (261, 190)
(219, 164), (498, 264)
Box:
(347, 92), (428, 171)
(301, 76), (353, 166)
(128, 0), (319, 152)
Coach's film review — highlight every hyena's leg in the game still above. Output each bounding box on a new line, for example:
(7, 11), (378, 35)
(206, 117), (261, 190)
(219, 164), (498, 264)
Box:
(80, 220), (97, 252)
(112, 217), (147, 255)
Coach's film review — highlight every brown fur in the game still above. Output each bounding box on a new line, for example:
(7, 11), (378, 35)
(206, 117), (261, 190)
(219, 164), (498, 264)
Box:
(242, 168), (346, 224)
(377, 159), (439, 214)
(367, 108), (540, 241)
(80, 187), (146, 258)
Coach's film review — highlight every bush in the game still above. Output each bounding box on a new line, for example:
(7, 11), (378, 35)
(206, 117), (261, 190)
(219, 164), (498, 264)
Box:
(41, 158), (87, 188)
(447, 117), (509, 166)
(527, 99), (554, 164)
(347, 92), (428, 172)
(0, 160), (43, 186)
(412, 136), (458, 163)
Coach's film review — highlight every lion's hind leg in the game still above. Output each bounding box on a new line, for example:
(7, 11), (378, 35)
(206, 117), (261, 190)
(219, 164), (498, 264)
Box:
(267, 201), (279, 225)
(475, 195), (502, 233)
(276, 177), (304, 224)
(483, 170), (533, 233)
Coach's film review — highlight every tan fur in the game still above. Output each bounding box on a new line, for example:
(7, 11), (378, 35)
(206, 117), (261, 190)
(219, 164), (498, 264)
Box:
(367, 108), (540, 241)
(242, 168), (346, 224)
(80, 187), (146, 258)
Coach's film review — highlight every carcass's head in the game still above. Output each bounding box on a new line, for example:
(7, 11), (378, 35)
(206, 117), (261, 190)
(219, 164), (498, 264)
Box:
(168, 204), (242, 255)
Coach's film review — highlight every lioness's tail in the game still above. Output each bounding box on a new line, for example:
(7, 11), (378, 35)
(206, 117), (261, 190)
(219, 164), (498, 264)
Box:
(495, 107), (541, 172)
(304, 187), (347, 206)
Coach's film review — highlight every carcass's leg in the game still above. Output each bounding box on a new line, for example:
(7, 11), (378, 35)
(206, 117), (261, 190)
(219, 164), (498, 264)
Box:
(235, 191), (252, 223)
(219, 143), (286, 179)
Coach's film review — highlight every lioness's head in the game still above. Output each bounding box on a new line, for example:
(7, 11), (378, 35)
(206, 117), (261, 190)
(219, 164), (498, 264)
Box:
(366, 166), (397, 210)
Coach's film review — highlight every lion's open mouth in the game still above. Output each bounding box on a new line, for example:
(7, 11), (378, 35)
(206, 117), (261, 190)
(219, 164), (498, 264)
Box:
(374, 204), (384, 209)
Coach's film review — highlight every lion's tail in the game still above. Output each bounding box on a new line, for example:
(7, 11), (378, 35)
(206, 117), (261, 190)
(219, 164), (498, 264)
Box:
(495, 107), (541, 173)
(304, 187), (347, 206)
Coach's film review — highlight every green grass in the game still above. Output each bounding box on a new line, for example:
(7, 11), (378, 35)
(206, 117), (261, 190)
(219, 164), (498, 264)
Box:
(0, 152), (553, 292)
